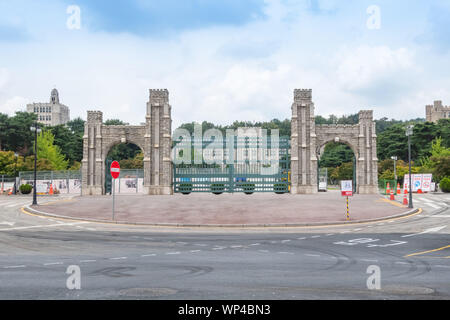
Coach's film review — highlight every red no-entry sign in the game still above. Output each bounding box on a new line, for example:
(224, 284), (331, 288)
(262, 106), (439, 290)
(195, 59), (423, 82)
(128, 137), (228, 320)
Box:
(110, 161), (120, 179)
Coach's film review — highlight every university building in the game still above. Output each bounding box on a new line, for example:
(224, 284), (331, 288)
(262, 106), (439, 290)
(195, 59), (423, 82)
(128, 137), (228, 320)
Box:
(426, 100), (450, 123)
(26, 88), (70, 126)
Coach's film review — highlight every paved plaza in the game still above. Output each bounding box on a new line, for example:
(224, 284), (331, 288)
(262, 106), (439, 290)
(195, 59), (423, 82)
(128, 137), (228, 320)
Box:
(31, 191), (413, 226)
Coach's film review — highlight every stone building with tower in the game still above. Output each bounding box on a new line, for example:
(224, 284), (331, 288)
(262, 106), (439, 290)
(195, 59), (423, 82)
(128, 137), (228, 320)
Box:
(426, 100), (450, 123)
(26, 88), (70, 126)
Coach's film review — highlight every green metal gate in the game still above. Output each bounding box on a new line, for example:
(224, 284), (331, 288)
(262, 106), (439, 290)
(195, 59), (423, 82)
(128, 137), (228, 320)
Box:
(173, 136), (290, 194)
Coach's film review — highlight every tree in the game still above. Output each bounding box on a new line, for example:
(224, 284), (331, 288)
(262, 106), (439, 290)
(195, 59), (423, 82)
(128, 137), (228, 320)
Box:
(104, 119), (128, 126)
(36, 130), (69, 170)
(0, 113), (8, 151)
(50, 125), (83, 165)
(319, 142), (354, 168)
(66, 117), (85, 136)
(4, 112), (37, 155)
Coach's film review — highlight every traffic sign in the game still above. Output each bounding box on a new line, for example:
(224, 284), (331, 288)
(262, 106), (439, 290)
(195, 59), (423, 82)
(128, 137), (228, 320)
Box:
(110, 161), (120, 179)
(341, 180), (353, 197)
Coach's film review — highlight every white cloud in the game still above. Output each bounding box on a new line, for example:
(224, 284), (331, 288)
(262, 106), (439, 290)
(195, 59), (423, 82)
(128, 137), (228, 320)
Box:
(335, 46), (415, 92)
(0, 96), (29, 116)
(0, 68), (9, 90)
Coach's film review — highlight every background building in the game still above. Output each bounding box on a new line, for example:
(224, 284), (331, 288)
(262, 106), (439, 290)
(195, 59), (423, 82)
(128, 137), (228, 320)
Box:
(27, 88), (70, 126)
(426, 101), (450, 123)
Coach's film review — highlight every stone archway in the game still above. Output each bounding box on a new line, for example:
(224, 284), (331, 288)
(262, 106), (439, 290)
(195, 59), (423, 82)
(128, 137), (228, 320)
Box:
(290, 89), (378, 194)
(81, 89), (173, 195)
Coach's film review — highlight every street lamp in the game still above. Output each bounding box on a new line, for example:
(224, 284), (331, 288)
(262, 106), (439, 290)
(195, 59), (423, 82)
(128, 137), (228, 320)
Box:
(391, 156), (398, 182)
(30, 123), (41, 206)
(406, 125), (414, 209)
(13, 153), (18, 195)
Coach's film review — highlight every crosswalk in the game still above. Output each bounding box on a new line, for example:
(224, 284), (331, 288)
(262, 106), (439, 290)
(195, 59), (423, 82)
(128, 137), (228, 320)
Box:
(413, 195), (449, 211)
(0, 198), (33, 209)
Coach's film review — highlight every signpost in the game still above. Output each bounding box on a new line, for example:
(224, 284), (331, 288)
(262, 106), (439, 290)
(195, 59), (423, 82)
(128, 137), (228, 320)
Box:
(341, 180), (353, 220)
(110, 161), (120, 221)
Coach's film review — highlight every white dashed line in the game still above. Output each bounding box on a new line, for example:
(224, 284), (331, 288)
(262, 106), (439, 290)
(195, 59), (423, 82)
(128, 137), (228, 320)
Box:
(165, 252), (180, 255)
(44, 262), (63, 266)
(190, 250), (201, 253)
(310, 236), (321, 239)
(249, 243), (260, 246)
(141, 254), (156, 257)
(305, 254), (321, 257)
(79, 260), (97, 263)
(297, 237), (307, 240)
(278, 252), (294, 255)
(110, 257), (127, 260)
(281, 240), (291, 243)
(258, 250), (269, 253)
(3, 265), (26, 269)
(361, 259), (379, 263)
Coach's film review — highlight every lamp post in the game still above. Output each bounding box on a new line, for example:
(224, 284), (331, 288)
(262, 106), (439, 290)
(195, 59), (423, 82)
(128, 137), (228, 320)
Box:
(13, 153), (18, 195)
(30, 123), (41, 206)
(391, 156), (398, 182)
(406, 125), (414, 209)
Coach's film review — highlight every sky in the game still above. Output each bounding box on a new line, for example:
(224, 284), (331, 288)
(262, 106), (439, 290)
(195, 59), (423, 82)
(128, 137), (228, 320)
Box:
(0, 0), (449, 128)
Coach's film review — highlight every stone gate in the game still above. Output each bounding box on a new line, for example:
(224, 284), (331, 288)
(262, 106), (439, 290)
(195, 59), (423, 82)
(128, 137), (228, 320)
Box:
(290, 89), (378, 194)
(81, 89), (173, 195)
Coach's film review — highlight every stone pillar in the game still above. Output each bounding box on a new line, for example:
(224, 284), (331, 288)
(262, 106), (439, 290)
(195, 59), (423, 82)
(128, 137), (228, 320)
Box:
(144, 89), (173, 195)
(291, 89), (318, 194)
(357, 110), (379, 194)
(82, 111), (104, 195)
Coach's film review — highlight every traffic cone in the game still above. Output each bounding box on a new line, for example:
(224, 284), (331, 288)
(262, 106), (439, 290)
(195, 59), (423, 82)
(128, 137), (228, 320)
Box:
(403, 188), (408, 206)
(386, 182), (391, 196)
(417, 188), (423, 194)
(390, 188), (395, 201)
(397, 183), (401, 195)
(49, 184), (54, 195)
(7, 188), (12, 195)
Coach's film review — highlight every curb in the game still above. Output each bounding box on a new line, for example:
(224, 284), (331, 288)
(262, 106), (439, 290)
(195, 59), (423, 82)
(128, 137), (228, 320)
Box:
(22, 204), (421, 229)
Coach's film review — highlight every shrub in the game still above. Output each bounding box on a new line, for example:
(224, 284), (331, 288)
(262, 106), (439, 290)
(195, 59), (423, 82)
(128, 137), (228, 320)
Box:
(19, 184), (32, 195)
(440, 177), (450, 193)
(274, 183), (288, 194)
(211, 183), (225, 195)
(179, 183), (193, 195)
(240, 183), (255, 195)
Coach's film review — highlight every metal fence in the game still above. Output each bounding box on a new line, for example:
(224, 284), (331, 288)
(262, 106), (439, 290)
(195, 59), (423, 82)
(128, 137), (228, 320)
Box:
(173, 136), (291, 194)
(0, 175), (18, 194)
(18, 170), (82, 195)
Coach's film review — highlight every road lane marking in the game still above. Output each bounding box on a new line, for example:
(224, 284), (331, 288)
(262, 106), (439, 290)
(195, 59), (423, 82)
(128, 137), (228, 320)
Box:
(310, 236), (321, 239)
(405, 244), (450, 258)
(297, 237), (306, 240)
(165, 252), (180, 255)
(427, 215), (450, 218)
(141, 254), (156, 257)
(3, 265), (26, 269)
(424, 203), (441, 209)
(79, 260), (97, 263)
(110, 257), (127, 260)
(305, 254), (321, 257)
(190, 250), (201, 253)
(278, 252), (294, 255)
(402, 225), (447, 238)
(0, 222), (89, 232)
(44, 262), (63, 266)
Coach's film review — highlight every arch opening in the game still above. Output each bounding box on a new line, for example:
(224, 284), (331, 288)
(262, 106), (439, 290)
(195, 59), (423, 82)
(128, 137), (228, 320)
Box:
(317, 140), (358, 193)
(105, 142), (144, 195)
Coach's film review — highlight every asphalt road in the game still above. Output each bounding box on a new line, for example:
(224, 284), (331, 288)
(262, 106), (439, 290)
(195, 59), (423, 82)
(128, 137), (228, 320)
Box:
(0, 194), (449, 300)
